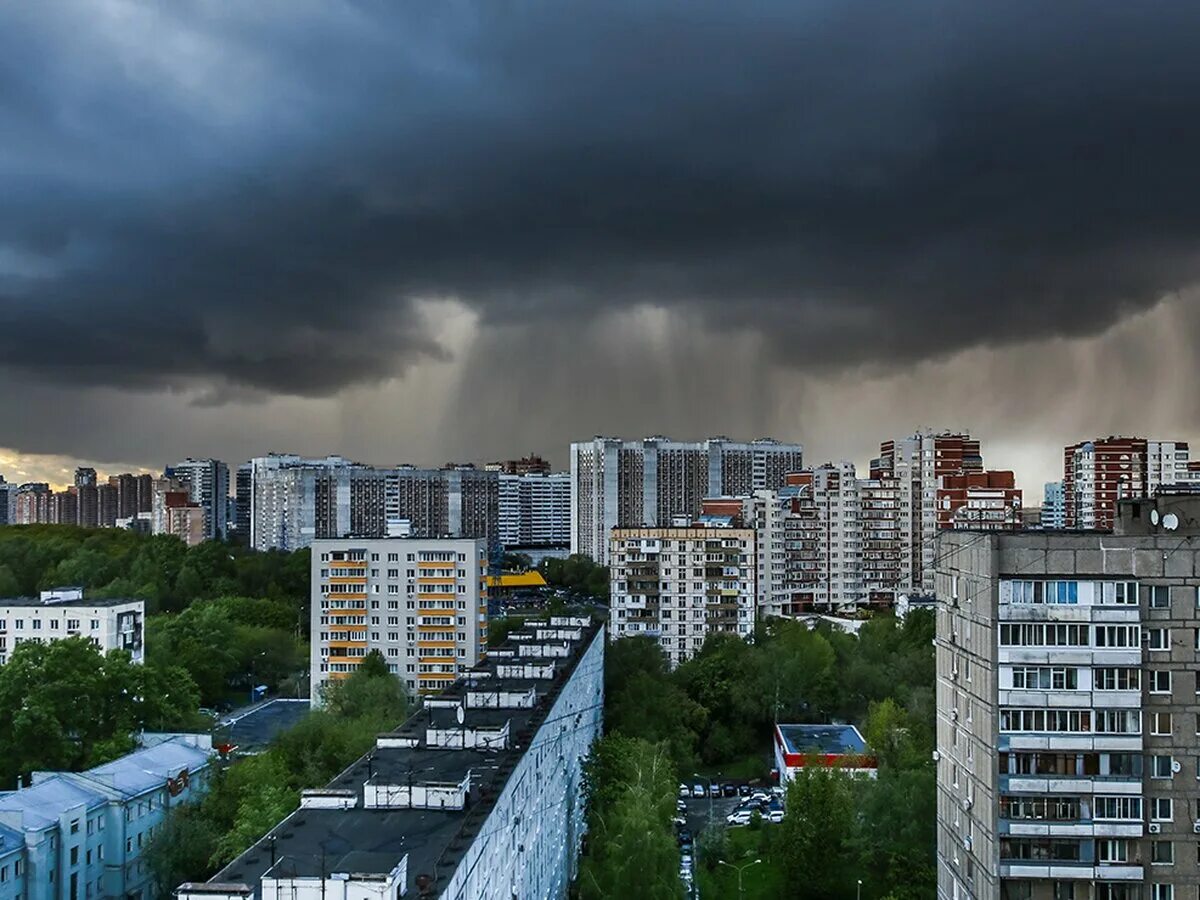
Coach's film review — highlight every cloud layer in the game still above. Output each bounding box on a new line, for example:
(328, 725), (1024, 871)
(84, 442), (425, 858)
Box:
(3, 1), (1200, 485)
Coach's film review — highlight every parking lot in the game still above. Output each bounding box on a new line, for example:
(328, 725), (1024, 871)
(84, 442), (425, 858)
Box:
(674, 783), (785, 896)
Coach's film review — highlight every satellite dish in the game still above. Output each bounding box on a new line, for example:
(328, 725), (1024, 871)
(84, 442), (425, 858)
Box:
(456, 705), (465, 724)
(1151, 509), (1161, 525)
(1163, 513), (1180, 532)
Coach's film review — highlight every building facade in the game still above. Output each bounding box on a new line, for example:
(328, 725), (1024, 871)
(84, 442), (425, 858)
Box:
(164, 459), (229, 541)
(177, 618), (604, 900)
(1064, 438), (1198, 531)
(0, 590), (143, 666)
(935, 495), (1200, 900)
(498, 472), (570, 549)
(0, 735), (212, 900)
(570, 436), (802, 564)
(609, 524), (756, 666)
(310, 538), (488, 700)
(249, 455), (499, 552)
(1043, 482), (1067, 530)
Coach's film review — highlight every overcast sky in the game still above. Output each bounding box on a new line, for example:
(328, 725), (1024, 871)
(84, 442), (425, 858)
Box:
(4, 1), (1200, 493)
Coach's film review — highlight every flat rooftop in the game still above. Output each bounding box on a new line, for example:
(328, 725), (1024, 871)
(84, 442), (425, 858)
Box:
(776, 724), (867, 756)
(208, 617), (602, 895)
(0, 596), (141, 608)
(217, 699), (311, 753)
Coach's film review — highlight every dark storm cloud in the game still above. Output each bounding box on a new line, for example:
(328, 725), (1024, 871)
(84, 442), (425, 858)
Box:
(3, 0), (1200, 397)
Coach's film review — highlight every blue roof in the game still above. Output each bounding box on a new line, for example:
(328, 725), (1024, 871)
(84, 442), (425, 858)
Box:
(0, 821), (23, 857)
(0, 736), (211, 831)
(0, 776), (106, 831)
(777, 724), (867, 756)
(78, 739), (210, 797)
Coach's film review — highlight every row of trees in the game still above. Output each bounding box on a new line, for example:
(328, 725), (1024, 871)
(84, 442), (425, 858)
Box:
(590, 611), (937, 898)
(0, 525), (309, 620)
(145, 652), (409, 894)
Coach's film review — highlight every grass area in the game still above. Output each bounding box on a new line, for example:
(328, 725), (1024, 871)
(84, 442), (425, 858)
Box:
(695, 827), (785, 899)
(695, 752), (772, 783)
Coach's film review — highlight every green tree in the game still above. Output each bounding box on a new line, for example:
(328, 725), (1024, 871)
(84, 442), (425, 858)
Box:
(579, 735), (682, 900)
(778, 768), (861, 899)
(146, 604), (239, 705)
(321, 650), (408, 726)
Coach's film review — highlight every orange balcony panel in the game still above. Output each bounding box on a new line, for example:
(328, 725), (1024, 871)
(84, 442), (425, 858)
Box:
(328, 640), (367, 650)
(417, 640), (457, 649)
(418, 561), (455, 568)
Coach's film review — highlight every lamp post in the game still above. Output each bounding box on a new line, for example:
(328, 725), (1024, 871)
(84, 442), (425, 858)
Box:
(692, 772), (720, 819)
(718, 858), (762, 897)
(857, 878), (863, 900)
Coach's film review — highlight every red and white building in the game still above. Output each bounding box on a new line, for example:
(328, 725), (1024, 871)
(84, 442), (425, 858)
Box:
(773, 723), (877, 782)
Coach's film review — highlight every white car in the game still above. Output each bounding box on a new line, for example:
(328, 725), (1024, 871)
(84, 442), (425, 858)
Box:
(725, 810), (752, 826)
(766, 809), (784, 824)
(679, 783), (690, 798)
(692, 784), (706, 798)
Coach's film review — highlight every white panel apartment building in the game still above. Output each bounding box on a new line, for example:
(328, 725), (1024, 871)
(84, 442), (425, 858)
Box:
(310, 538), (488, 699)
(609, 524), (756, 666)
(0, 589), (143, 665)
(935, 496), (1200, 900)
(570, 436), (802, 565)
(498, 472), (570, 548)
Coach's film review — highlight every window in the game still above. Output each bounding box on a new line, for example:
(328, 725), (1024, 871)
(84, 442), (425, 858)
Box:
(1097, 839), (1130, 862)
(1151, 886), (1173, 900)
(1147, 584), (1171, 609)
(1094, 668), (1140, 691)
(1151, 840), (1174, 864)
(1151, 755), (1174, 779)
(1148, 628), (1170, 651)
(69, 847), (78, 865)
(1152, 797), (1173, 822)
(1151, 670), (1172, 693)
(1151, 712), (1173, 736)
(69, 819), (79, 834)
(1094, 796), (1143, 821)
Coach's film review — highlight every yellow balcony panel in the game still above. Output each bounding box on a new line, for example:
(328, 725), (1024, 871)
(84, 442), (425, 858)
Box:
(328, 640), (368, 649)
(326, 607), (367, 616)
(418, 560), (455, 568)
(417, 640), (457, 649)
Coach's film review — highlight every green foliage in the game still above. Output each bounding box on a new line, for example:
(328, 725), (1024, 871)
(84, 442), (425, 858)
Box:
(0, 637), (202, 788)
(320, 650), (408, 726)
(0, 525), (309, 623)
(698, 822), (729, 871)
(539, 553), (609, 600)
(778, 768), (863, 898)
(578, 735), (683, 900)
(143, 804), (223, 898)
(594, 609), (937, 899)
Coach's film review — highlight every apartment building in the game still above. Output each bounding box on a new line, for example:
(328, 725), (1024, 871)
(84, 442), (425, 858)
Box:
(0, 734), (212, 900)
(486, 454), (552, 475)
(249, 455), (499, 552)
(0, 589), (143, 665)
(935, 494), (1200, 900)
(310, 538), (488, 699)
(164, 458), (229, 541)
(1064, 438), (1198, 531)
(570, 436), (802, 564)
(178, 617), (603, 900)
(0, 477), (12, 525)
(609, 523), (756, 666)
(498, 471), (570, 549)
(873, 431), (1021, 592)
(1043, 482), (1067, 530)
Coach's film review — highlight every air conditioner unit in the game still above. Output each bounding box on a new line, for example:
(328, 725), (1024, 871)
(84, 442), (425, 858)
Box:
(1148, 823), (1162, 834)
(932, 750), (941, 762)
(1193, 821), (1200, 834)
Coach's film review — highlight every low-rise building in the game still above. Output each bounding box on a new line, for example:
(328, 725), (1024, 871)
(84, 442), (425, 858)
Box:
(772, 724), (877, 783)
(176, 617), (604, 900)
(311, 538), (488, 700)
(0, 590), (143, 666)
(0, 734), (213, 900)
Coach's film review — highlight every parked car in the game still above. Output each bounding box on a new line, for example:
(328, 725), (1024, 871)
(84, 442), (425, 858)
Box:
(766, 809), (784, 824)
(708, 783), (722, 798)
(749, 791), (769, 804)
(725, 810), (753, 826)
(679, 783), (690, 798)
(738, 784), (751, 797)
(673, 815), (687, 827)
(692, 783), (706, 798)
(722, 783), (737, 797)
(676, 799), (688, 813)
(677, 828), (692, 846)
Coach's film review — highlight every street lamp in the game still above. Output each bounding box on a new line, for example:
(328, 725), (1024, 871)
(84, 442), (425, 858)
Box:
(718, 858), (762, 897)
(857, 878), (863, 900)
(692, 772), (721, 818)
